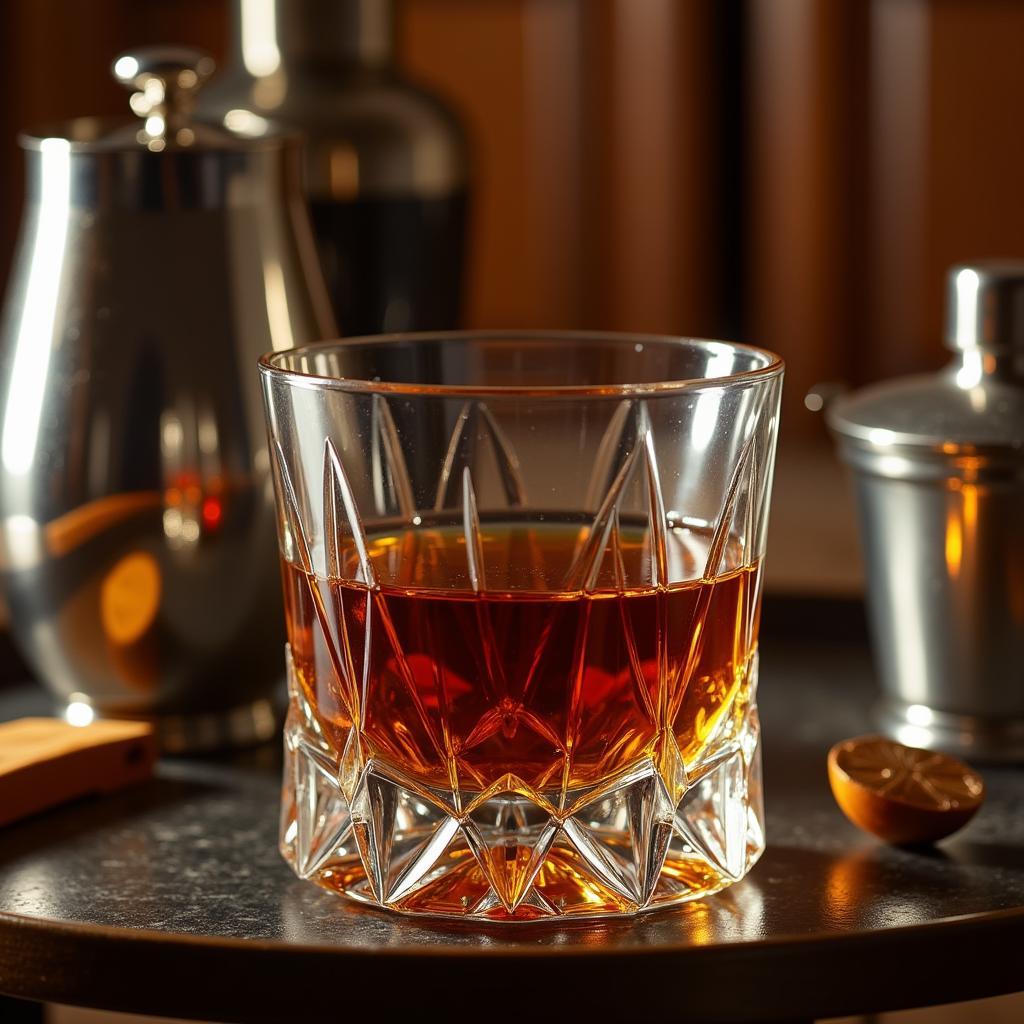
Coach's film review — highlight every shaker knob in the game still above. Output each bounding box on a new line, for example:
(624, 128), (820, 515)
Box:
(945, 260), (1024, 354)
(112, 47), (216, 139)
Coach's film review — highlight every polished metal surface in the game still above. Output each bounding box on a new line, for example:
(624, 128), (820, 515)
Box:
(946, 259), (1024, 356)
(197, 0), (468, 201)
(1, 629), (1023, 1022)
(830, 262), (1024, 760)
(0, 47), (334, 750)
(111, 45), (216, 130)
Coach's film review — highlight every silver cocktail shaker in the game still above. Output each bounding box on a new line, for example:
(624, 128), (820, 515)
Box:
(830, 262), (1024, 760)
(196, 0), (469, 336)
(0, 47), (334, 751)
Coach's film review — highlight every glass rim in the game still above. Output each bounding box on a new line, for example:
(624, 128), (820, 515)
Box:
(258, 330), (785, 398)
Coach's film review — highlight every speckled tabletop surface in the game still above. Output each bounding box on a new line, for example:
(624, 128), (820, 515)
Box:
(1, 621), (1023, 1023)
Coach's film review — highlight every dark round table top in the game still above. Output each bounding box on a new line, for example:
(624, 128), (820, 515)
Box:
(1, 605), (1023, 1023)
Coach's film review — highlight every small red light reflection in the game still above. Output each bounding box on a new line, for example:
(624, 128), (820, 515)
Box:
(201, 496), (223, 531)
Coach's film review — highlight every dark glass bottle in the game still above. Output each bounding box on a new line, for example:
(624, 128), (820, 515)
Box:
(199, 0), (469, 335)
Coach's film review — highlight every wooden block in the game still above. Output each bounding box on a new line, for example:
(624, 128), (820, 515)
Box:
(0, 718), (157, 828)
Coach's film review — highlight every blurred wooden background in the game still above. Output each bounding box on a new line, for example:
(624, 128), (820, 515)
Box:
(3, 0), (1024, 429)
(1, 0), (1023, 591)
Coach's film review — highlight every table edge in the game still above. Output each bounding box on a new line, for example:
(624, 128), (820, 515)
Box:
(2, 905), (1024, 1022)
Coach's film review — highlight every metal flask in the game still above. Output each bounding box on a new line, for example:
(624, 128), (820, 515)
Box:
(0, 47), (334, 751)
(829, 262), (1024, 760)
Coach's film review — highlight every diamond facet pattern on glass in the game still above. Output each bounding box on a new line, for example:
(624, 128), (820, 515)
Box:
(266, 333), (782, 921)
(273, 386), (775, 920)
(282, 641), (764, 919)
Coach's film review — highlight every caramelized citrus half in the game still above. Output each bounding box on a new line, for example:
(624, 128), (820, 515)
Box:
(828, 735), (984, 845)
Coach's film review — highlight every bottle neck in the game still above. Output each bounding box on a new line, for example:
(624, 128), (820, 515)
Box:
(230, 0), (396, 76)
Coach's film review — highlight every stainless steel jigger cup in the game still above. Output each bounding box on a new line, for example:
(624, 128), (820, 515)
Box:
(829, 262), (1024, 761)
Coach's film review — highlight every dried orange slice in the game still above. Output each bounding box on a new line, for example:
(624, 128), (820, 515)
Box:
(828, 735), (984, 845)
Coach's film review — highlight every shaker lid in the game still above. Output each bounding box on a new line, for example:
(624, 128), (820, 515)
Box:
(828, 261), (1024, 470)
(945, 260), (1024, 353)
(19, 46), (287, 153)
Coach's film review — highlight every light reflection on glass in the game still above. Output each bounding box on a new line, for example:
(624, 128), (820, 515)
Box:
(143, 78), (165, 107)
(224, 108), (271, 137)
(113, 55), (139, 80)
(160, 401), (227, 548)
(1, 513), (44, 571)
(263, 258), (295, 352)
(163, 506), (183, 542)
(2, 138), (71, 477)
(241, 0), (281, 77)
(65, 698), (95, 727)
(691, 344), (736, 452)
(198, 405), (219, 460)
(161, 412), (184, 464)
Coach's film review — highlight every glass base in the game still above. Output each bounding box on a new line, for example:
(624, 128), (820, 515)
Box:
(280, 648), (764, 921)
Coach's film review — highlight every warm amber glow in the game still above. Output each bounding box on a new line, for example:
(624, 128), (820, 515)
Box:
(945, 482), (978, 580)
(328, 145), (360, 201)
(101, 551), (161, 645)
(962, 481), (978, 533)
(945, 503), (963, 578)
(44, 492), (162, 557)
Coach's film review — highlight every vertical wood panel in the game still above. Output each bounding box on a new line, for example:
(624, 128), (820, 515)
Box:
(603, 0), (692, 332)
(581, 0), (719, 335)
(865, 0), (1024, 381)
(521, 0), (583, 326)
(747, 0), (868, 436)
(578, 1), (616, 329)
(925, 0), (1024, 353)
(865, 0), (933, 380)
(406, 0), (721, 333)
(0, 0), (122, 291)
(401, 0), (535, 327)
